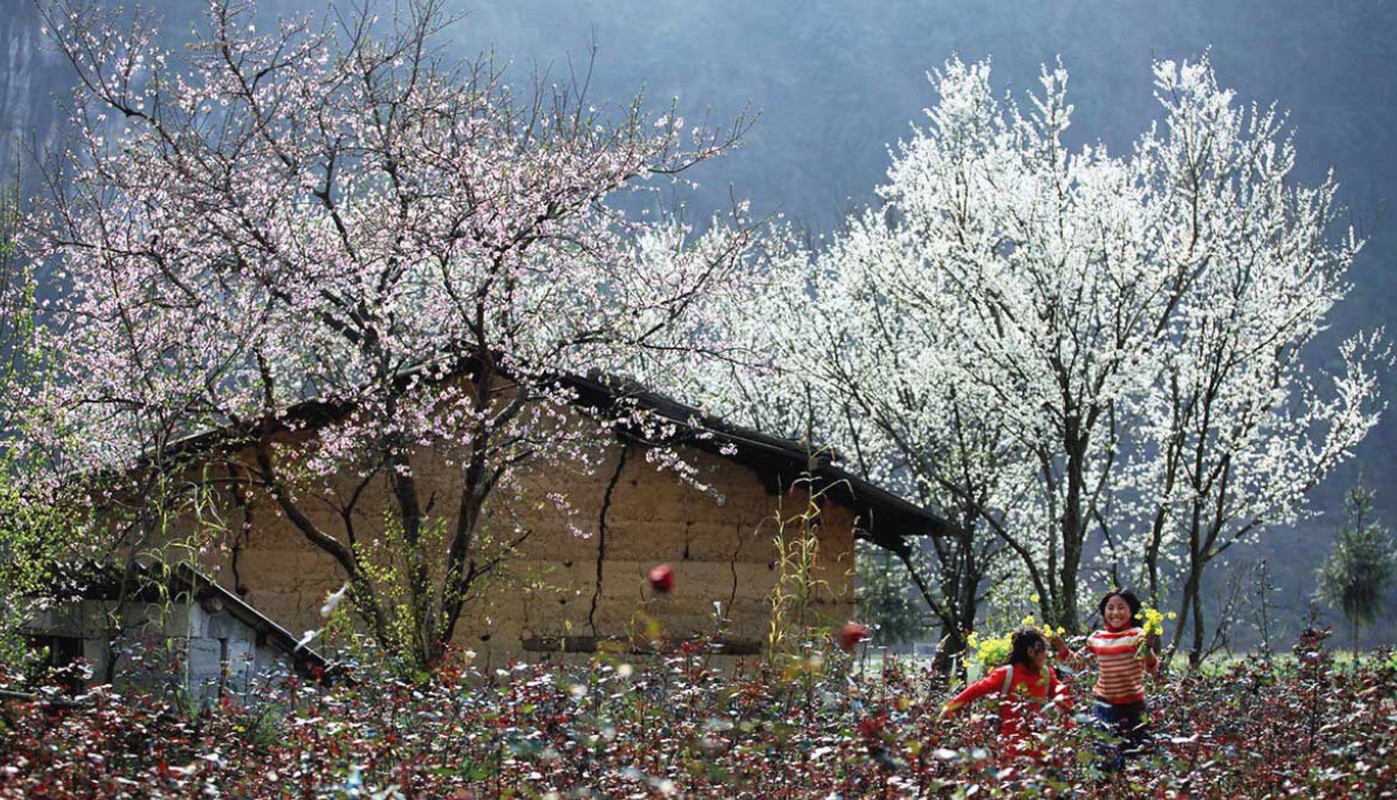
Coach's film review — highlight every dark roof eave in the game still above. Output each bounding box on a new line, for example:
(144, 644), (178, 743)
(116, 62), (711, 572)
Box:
(52, 560), (329, 674)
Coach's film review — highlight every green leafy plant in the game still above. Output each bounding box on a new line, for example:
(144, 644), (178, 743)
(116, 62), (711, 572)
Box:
(765, 479), (835, 663)
(1316, 481), (1396, 656)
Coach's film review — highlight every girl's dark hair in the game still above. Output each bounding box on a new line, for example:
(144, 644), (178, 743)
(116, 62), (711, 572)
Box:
(1008, 627), (1048, 668)
(1099, 588), (1143, 624)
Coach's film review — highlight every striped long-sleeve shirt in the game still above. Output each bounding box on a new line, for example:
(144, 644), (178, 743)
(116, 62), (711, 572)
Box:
(1083, 627), (1157, 705)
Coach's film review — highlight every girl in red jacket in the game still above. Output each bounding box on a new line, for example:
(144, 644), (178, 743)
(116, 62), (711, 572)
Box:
(939, 627), (1073, 760)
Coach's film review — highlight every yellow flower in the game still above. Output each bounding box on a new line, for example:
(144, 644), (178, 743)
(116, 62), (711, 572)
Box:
(1140, 607), (1166, 637)
(1030, 593), (1040, 604)
(966, 631), (1013, 669)
(1135, 606), (1168, 661)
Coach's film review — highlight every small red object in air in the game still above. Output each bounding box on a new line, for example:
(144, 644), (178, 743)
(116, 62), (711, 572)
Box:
(837, 621), (869, 653)
(648, 563), (675, 593)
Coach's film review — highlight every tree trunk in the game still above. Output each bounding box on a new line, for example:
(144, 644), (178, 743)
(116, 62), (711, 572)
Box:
(1189, 581), (1204, 669)
(892, 540), (976, 676)
(1057, 431), (1088, 633)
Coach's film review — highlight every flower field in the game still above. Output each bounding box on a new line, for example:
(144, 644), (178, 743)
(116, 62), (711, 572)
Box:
(1, 635), (1394, 799)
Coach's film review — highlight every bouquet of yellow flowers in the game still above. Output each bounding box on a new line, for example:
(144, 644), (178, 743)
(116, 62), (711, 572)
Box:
(966, 616), (1068, 670)
(1135, 605), (1174, 659)
(965, 630), (1013, 670)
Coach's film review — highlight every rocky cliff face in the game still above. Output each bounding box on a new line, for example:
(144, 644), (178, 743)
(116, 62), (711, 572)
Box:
(0, 0), (72, 185)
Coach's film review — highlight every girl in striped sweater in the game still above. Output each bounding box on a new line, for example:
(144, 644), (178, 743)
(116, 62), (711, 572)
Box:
(1051, 588), (1159, 771)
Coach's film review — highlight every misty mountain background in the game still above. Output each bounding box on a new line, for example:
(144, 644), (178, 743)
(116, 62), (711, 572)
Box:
(4, 0), (1396, 649)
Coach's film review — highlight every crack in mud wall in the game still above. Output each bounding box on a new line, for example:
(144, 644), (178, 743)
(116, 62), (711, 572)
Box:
(588, 444), (628, 636)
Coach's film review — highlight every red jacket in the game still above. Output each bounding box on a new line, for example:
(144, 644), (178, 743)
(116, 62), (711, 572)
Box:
(944, 663), (1073, 743)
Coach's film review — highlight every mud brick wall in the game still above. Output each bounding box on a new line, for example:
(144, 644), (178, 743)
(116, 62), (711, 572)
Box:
(504, 441), (856, 661)
(183, 421), (855, 666)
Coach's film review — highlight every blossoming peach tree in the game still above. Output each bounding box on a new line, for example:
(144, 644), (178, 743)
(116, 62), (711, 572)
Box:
(27, 0), (757, 667)
(676, 56), (1386, 665)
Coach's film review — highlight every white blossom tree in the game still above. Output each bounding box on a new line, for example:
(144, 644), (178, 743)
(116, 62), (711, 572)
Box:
(1121, 59), (1386, 665)
(0, 172), (68, 663)
(0, 170), (34, 445)
(682, 56), (1385, 658)
(30, 0), (757, 667)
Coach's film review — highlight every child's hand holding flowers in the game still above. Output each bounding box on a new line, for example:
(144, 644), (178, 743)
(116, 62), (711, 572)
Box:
(1135, 605), (1174, 660)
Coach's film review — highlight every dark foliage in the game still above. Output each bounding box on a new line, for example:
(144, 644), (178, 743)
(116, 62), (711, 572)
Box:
(1, 634), (1394, 798)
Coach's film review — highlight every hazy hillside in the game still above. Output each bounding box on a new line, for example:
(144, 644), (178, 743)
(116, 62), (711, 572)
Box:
(0, 1), (67, 179)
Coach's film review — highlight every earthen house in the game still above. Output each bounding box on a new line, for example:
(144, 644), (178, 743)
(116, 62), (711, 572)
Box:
(114, 371), (948, 668)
